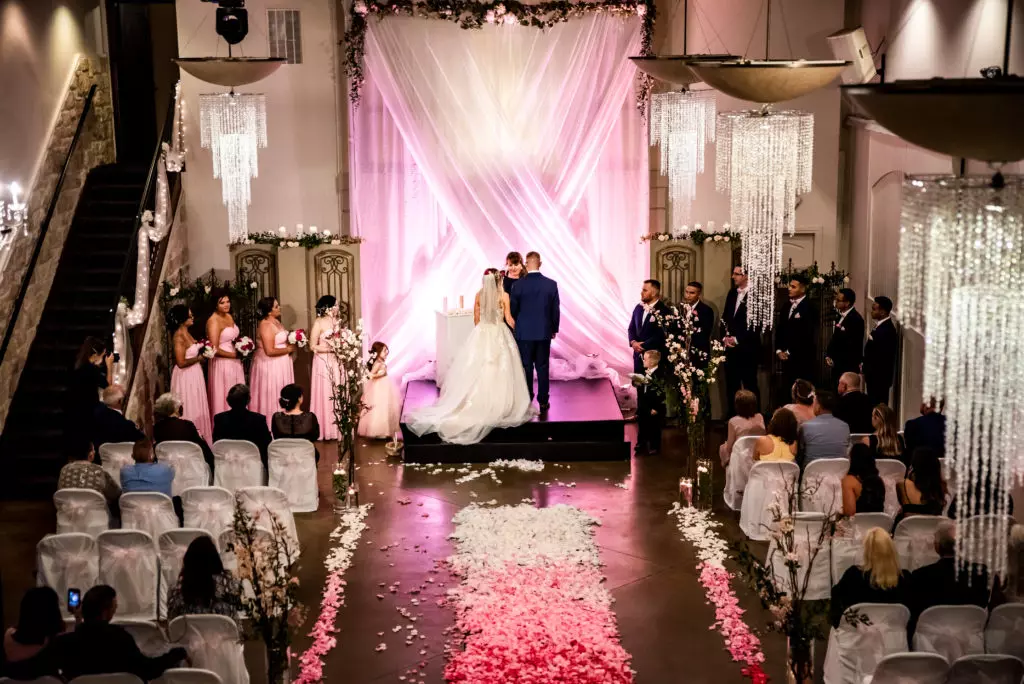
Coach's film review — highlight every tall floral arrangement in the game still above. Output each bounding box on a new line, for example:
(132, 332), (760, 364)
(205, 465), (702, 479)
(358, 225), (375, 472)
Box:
(327, 320), (370, 484)
(229, 500), (303, 684)
(653, 305), (726, 458)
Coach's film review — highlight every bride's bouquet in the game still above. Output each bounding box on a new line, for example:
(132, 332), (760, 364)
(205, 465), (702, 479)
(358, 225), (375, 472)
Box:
(235, 336), (255, 358)
(199, 339), (216, 359)
(288, 329), (308, 348)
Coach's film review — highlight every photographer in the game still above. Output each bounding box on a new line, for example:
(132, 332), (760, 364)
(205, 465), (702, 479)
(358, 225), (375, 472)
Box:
(65, 337), (115, 449)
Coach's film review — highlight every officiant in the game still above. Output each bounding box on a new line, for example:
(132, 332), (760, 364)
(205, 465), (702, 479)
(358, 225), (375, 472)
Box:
(627, 279), (669, 373)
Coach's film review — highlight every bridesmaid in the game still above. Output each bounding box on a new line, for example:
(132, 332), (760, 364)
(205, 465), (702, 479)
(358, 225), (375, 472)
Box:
(309, 295), (340, 440)
(168, 304), (213, 443)
(206, 289), (245, 417)
(249, 297), (295, 427)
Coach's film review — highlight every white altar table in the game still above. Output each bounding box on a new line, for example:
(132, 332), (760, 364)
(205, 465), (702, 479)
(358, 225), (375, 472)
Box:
(435, 310), (474, 388)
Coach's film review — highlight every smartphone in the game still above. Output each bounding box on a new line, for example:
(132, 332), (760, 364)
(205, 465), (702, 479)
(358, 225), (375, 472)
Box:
(113, 352), (120, 363)
(68, 588), (81, 611)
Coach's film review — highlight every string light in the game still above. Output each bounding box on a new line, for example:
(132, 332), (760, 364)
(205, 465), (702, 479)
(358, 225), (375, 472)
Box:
(164, 81), (188, 172)
(649, 89), (716, 233)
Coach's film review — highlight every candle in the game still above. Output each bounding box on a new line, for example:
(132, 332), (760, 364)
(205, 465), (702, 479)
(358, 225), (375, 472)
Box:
(459, 295), (464, 309)
(296, 223), (304, 236)
(278, 225), (287, 235)
(679, 477), (693, 508)
(443, 296), (448, 312)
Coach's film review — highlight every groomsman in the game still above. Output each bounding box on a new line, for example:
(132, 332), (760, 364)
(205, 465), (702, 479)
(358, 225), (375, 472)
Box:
(825, 288), (865, 388)
(627, 280), (670, 373)
(862, 296), (898, 407)
(776, 274), (817, 392)
(683, 281), (715, 366)
(722, 267), (761, 414)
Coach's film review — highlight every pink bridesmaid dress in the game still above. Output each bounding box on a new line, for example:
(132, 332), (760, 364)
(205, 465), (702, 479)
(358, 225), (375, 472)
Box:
(250, 329), (294, 428)
(208, 325), (246, 417)
(310, 330), (339, 440)
(171, 343), (213, 444)
(357, 362), (401, 439)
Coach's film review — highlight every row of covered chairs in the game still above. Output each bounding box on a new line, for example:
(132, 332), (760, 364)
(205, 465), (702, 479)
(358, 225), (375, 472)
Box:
(824, 602), (1024, 683)
(1, 671), (224, 684)
(98, 439), (318, 512)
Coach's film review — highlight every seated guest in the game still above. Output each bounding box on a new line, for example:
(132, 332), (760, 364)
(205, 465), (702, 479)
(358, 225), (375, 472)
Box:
(754, 408), (798, 462)
(2, 587), (64, 680)
(946, 474), (1015, 519)
(904, 399), (946, 459)
(830, 527), (911, 627)
(90, 385), (145, 458)
(272, 384), (321, 463)
(57, 438), (120, 507)
(167, 536), (242, 621)
(120, 439), (174, 498)
(833, 372), (875, 434)
(53, 585), (186, 681)
(842, 444), (886, 516)
(865, 404), (905, 463)
(213, 384), (273, 469)
(896, 447), (947, 522)
(798, 389), (850, 467)
(154, 392), (215, 473)
(908, 521), (990, 631)
(1006, 524), (1024, 602)
(783, 379), (816, 425)
(720, 390), (765, 466)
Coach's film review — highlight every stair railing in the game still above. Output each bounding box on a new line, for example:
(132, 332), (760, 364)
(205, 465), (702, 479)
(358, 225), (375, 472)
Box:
(0, 85), (98, 366)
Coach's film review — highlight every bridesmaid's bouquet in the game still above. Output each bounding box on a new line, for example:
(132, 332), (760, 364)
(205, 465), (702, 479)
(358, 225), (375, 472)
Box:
(235, 336), (255, 357)
(288, 329), (308, 348)
(198, 339), (216, 359)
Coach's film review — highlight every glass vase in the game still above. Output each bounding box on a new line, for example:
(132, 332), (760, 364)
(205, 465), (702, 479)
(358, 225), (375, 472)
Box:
(786, 636), (814, 684)
(695, 457), (713, 510)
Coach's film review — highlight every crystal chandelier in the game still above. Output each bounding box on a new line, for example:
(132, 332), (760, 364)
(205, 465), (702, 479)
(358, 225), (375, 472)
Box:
(649, 89), (716, 232)
(716, 108), (813, 330)
(899, 173), (1024, 580)
(199, 93), (267, 241)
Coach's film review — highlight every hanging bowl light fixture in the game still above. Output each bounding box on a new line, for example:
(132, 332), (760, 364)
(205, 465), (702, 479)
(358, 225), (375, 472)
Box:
(176, 57), (285, 88)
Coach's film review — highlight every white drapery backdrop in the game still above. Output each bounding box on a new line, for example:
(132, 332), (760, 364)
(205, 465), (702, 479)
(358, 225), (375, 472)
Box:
(351, 15), (648, 380)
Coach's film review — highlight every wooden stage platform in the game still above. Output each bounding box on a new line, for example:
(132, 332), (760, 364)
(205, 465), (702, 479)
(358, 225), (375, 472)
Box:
(399, 378), (629, 462)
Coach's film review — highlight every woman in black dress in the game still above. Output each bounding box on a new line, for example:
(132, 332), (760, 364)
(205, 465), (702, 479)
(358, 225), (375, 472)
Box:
(896, 447), (947, 522)
(272, 383), (320, 463)
(65, 336), (114, 447)
(502, 251), (525, 296)
(841, 443), (886, 515)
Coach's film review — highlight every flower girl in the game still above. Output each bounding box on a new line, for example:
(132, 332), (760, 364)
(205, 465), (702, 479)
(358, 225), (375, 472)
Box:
(357, 341), (401, 439)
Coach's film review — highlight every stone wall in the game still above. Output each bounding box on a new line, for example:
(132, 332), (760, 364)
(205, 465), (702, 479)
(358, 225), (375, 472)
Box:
(0, 56), (116, 429)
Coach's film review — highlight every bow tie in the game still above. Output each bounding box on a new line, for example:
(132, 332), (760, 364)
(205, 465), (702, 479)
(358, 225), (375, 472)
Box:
(643, 304), (654, 313)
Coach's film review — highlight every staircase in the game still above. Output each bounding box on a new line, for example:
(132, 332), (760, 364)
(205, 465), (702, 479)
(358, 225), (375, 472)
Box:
(0, 164), (147, 497)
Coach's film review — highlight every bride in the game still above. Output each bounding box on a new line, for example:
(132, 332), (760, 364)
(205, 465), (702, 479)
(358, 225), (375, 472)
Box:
(406, 269), (535, 444)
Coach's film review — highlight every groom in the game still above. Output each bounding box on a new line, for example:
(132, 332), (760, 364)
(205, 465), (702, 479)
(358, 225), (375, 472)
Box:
(510, 251), (560, 411)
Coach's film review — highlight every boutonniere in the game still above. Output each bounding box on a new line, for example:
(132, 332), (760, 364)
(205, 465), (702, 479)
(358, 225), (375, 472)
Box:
(836, 324), (845, 331)
(794, 313), (801, 319)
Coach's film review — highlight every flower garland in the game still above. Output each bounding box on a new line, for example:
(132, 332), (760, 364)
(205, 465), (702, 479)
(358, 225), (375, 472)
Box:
(776, 262), (849, 292)
(232, 231), (364, 249)
(295, 504), (372, 684)
(668, 504), (767, 682)
(344, 0), (656, 111)
(642, 225), (742, 246)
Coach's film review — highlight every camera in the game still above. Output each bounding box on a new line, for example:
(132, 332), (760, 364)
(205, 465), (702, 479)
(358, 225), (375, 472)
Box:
(68, 588), (81, 611)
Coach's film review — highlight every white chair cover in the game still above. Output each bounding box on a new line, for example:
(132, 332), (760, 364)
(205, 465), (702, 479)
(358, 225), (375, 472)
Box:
(112, 619), (170, 658)
(99, 442), (136, 484)
(120, 492), (179, 542)
(212, 440), (264, 492)
(913, 605), (988, 664)
(167, 615), (249, 684)
(154, 669), (224, 684)
(54, 489), (110, 537)
(181, 487), (235, 539)
(236, 487), (299, 556)
(36, 533), (98, 611)
(156, 441), (211, 496)
(985, 604), (1024, 660)
(866, 652), (949, 684)
(0, 677), (64, 684)
(723, 436), (760, 511)
(267, 439), (318, 513)
(739, 461), (799, 541)
(69, 676), (144, 684)
(97, 530), (159, 620)
(822, 602), (910, 684)
(158, 529), (215, 620)
(875, 459), (907, 520)
(767, 512), (832, 601)
(893, 515), (944, 571)
(830, 513), (895, 586)
(946, 654), (1024, 684)
(801, 458), (849, 515)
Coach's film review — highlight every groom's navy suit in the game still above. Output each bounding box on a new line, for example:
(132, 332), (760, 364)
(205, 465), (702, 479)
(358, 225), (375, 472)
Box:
(510, 271), (560, 405)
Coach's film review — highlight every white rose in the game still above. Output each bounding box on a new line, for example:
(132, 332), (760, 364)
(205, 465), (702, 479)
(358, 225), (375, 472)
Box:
(713, 234), (722, 241)
(204, 285), (212, 294)
(658, 234), (668, 242)
(170, 287), (179, 296)
(354, 0), (368, 14)
(723, 236), (730, 242)
(250, 281), (258, 289)
(843, 276), (851, 283)
(323, 229), (331, 236)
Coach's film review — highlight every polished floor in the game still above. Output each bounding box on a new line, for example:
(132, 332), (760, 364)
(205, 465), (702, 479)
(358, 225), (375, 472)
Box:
(0, 424), (789, 683)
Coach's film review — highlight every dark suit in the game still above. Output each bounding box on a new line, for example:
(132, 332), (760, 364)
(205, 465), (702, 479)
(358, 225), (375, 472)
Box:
(686, 300), (715, 367)
(627, 300), (670, 373)
(908, 558), (990, 631)
(213, 408), (273, 468)
(90, 404), (145, 463)
(827, 308), (865, 387)
(776, 297), (818, 389)
(834, 390), (876, 434)
(154, 416), (215, 474)
(903, 412), (946, 459)
(510, 271), (560, 405)
(722, 288), (760, 413)
(863, 318), (898, 406)
(636, 372), (666, 453)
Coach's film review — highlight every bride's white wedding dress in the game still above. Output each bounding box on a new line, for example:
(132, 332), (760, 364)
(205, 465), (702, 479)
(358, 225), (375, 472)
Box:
(407, 274), (535, 444)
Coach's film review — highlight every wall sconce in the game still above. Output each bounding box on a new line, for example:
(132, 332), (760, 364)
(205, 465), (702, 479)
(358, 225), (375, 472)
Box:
(0, 182), (28, 238)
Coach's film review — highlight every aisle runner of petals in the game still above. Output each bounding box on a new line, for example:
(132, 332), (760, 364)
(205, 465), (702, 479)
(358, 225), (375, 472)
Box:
(668, 503), (768, 682)
(445, 504), (634, 683)
(295, 504), (372, 684)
